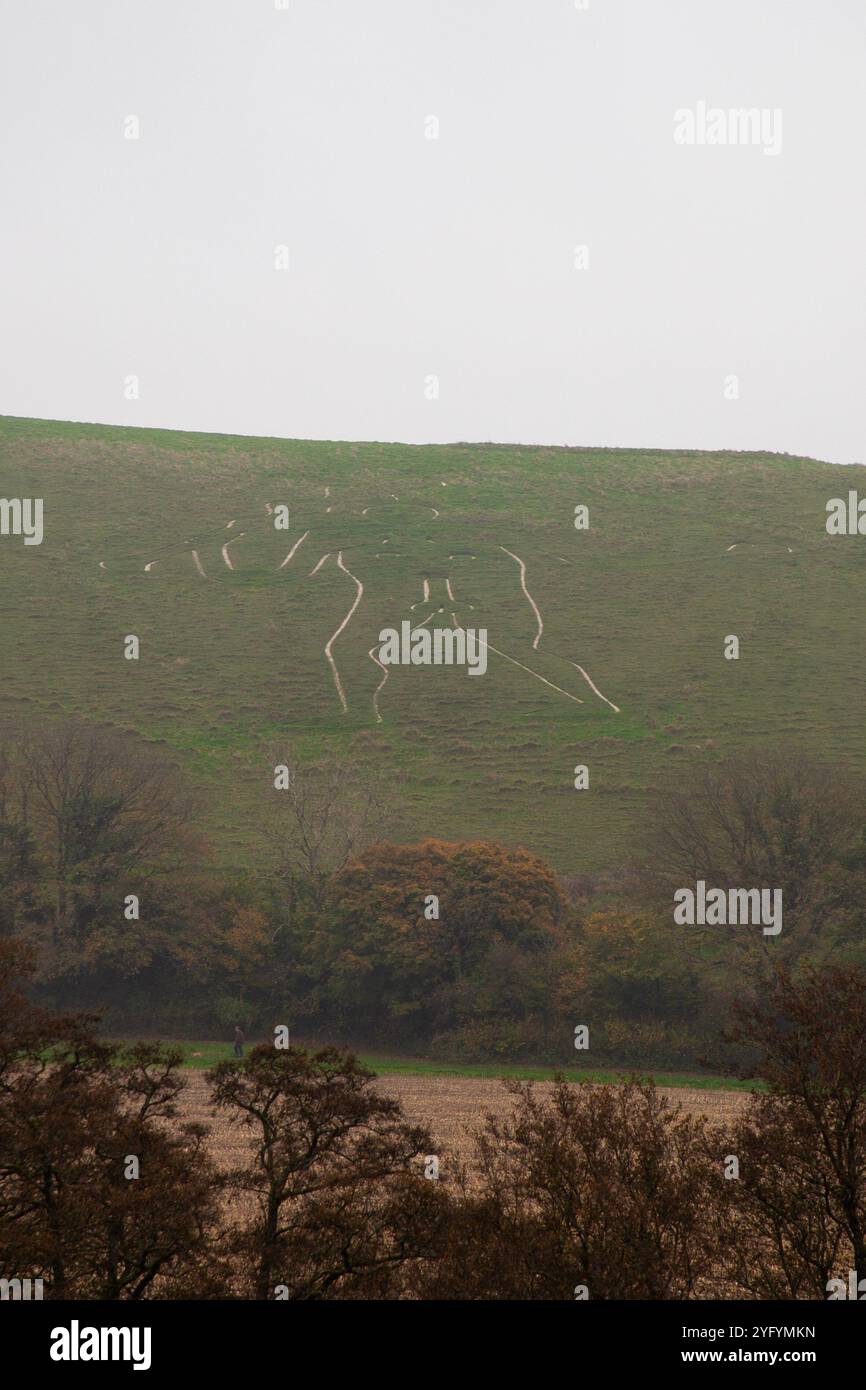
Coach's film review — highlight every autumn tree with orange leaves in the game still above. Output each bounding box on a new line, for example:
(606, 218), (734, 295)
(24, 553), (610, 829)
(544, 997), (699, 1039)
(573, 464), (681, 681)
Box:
(315, 838), (568, 1045)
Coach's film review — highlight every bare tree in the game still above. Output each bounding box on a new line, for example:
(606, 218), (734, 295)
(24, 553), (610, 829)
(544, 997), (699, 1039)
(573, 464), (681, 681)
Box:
(19, 721), (199, 949)
(414, 1076), (730, 1300)
(209, 1044), (439, 1299)
(264, 743), (397, 912)
(643, 748), (866, 960)
(0, 733), (39, 938)
(720, 964), (866, 1298)
(0, 945), (224, 1300)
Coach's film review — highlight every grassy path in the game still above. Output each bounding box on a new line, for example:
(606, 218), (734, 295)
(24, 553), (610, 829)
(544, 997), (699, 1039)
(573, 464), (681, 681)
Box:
(115, 1038), (757, 1091)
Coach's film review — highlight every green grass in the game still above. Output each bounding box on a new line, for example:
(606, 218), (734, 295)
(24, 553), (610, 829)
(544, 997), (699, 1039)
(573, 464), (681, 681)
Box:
(3, 412), (864, 875)
(114, 1038), (757, 1090)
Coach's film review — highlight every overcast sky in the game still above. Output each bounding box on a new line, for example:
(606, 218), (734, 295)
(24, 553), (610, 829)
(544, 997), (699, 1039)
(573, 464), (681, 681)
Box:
(1, 0), (863, 463)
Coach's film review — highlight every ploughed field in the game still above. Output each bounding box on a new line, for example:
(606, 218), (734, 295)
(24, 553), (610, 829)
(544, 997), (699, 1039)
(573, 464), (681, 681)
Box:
(177, 1070), (753, 1173)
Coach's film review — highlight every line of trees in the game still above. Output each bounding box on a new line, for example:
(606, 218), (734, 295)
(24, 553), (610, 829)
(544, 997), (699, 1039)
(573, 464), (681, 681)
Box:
(3, 718), (866, 1066)
(3, 943), (866, 1300)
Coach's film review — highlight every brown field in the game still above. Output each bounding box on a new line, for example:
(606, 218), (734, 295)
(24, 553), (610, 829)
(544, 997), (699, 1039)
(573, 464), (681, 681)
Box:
(178, 1071), (754, 1174)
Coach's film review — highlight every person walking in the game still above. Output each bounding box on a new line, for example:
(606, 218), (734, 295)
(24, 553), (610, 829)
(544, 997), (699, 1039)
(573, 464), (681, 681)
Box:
(233, 1025), (245, 1059)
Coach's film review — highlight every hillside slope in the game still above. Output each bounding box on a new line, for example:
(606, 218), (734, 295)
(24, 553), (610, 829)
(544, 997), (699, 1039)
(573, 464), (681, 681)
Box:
(2, 414), (863, 873)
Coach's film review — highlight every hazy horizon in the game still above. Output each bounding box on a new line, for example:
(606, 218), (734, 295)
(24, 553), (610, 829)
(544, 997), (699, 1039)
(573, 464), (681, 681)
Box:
(2, 0), (864, 465)
(2, 408), (861, 470)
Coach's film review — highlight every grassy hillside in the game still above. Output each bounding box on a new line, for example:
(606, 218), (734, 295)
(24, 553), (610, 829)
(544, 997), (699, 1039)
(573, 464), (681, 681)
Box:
(2, 413), (864, 874)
